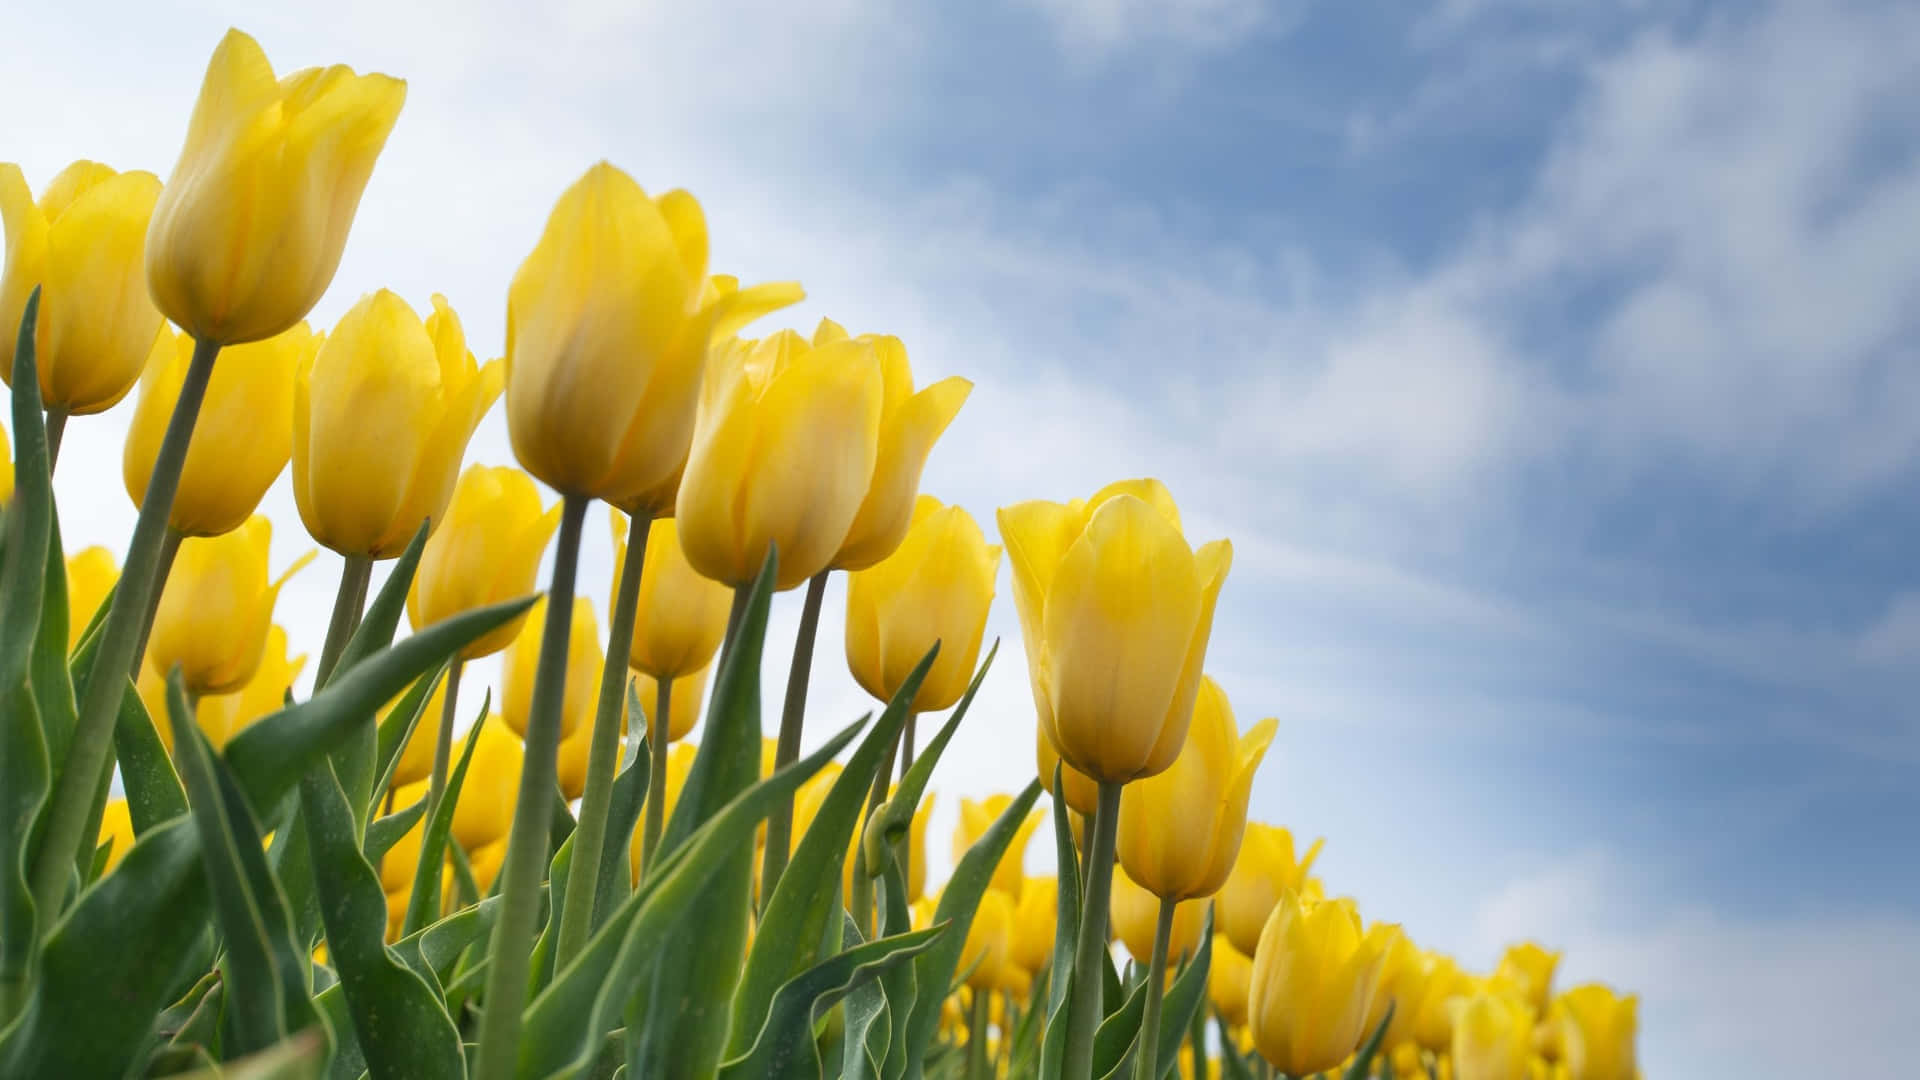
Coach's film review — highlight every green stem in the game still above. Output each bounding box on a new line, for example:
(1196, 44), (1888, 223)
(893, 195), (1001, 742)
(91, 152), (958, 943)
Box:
(472, 493), (588, 1080)
(966, 987), (990, 1080)
(30, 335), (218, 923)
(1063, 781), (1121, 1080)
(848, 723), (902, 938)
(420, 655), (465, 920)
(758, 568), (827, 900)
(1134, 896), (1175, 1080)
(128, 528), (184, 678)
(1188, 990), (1208, 1080)
(555, 511), (650, 966)
(641, 675), (672, 878)
(43, 406), (66, 473)
(313, 554), (372, 690)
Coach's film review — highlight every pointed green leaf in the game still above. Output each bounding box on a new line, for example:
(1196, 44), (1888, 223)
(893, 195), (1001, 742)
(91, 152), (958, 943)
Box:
(172, 1028), (327, 1080)
(0, 683), (48, 1023)
(330, 523), (431, 821)
(365, 796), (428, 865)
(0, 288), (50, 697)
(373, 664), (444, 801)
(29, 515), (73, 776)
(1341, 1001), (1395, 1080)
(111, 666), (187, 831)
(401, 703), (486, 937)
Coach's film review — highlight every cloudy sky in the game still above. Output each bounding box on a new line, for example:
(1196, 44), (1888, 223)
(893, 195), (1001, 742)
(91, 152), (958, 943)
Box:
(9, 0), (1917, 1074)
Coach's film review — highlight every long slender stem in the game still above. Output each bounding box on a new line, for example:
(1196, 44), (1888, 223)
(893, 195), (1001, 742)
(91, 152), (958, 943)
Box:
(128, 528), (184, 679)
(1135, 896), (1175, 1080)
(641, 675), (672, 878)
(759, 568), (827, 899)
(420, 654), (465, 921)
(313, 554), (372, 690)
(472, 493), (589, 1080)
(555, 511), (650, 966)
(1063, 781), (1122, 1080)
(43, 406), (66, 473)
(31, 336), (218, 922)
(966, 987), (990, 1080)
(1188, 989), (1209, 1080)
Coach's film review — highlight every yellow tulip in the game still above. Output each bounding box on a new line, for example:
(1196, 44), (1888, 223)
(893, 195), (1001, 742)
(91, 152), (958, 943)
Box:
(194, 625), (306, 748)
(676, 322), (886, 590)
(1453, 993), (1535, 1080)
(294, 291), (501, 558)
(451, 718), (524, 853)
(468, 839), (507, 895)
(1036, 722), (1100, 816)
(65, 545), (118, 651)
(959, 887), (1015, 992)
(1552, 985), (1637, 1080)
(1208, 933), (1252, 1029)
(998, 478), (1231, 785)
(1246, 889), (1399, 1076)
(504, 161), (800, 510)
(1010, 875), (1057, 974)
(555, 690), (634, 801)
(146, 515), (313, 696)
(1496, 942), (1561, 1014)
(1110, 864), (1207, 966)
(407, 464), (560, 659)
(125, 321), (316, 537)
(845, 495), (1000, 713)
(500, 595), (601, 742)
(951, 793), (1044, 900)
(1367, 933), (1437, 1053)
(810, 322), (971, 571)
(629, 742), (698, 879)
(98, 798), (136, 874)
(145, 29), (405, 345)
(1414, 953), (1473, 1053)
(1117, 675), (1274, 902)
(632, 662), (708, 745)
(1216, 823), (1324, 956)
(0, 161), (163, 414)
(613, 510), (730, 680)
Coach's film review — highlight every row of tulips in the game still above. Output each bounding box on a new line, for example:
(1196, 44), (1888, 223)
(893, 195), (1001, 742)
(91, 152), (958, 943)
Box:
(0, 24), (1641, 1080)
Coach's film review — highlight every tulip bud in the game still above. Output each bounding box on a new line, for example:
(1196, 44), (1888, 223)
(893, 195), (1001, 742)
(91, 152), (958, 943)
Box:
(1216, 823), (1324, 956)
(138, 623), (304, 753)
(1010, 876), (1058, 974)
(294, 291), (501, 558)
(1452, 993), (1535, 1080)
(1496, 942), (1562, 1014)
(505, 162), (800, 510)
(613, 510), (730, 680)
(1208, 933), (1253, 1029)
(1414, 952), (1472, 1053)
(98, 799), (135, 874)
(1110, 864), (1207, 966)
(1366, 933), (1437, 1054)
(146, 30), (405, 345)
(951, 793), (1043, 900)
(1551, 985), (1637, 1080)
(959, 887), (1015, 992)
(65, 545), (118, 651)
(816, 325), (971, 571)
(1247, 889), (1399, 1076)
(408, 464), (560, 659)
(0, 161), (164, 414)
(125, 321), (316, 536)
(999, 478), (1231, 785)
(676, 323), (886, 590)
(452, 717), (524, 853)
(845, 495), (1000, 713)
(147, 515), (313, 696)
(500, 595), (601, 742)
(1117, 676), (1275, 902)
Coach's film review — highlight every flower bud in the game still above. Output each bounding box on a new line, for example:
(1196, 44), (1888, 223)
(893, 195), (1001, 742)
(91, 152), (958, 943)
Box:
(1452, 993), (1535, 1080)
(614, 510), (730, 680)
(846, 495), (999, 713)
(407, 465), (560, 659)
(64, 545), (118, 651)
(1247, 890), (1398, 1076)
(500, 595), (601, 742)
(146, 515), (312, 696)
(951, 793), (1043, 900)
(1216, 824), (1323, 956)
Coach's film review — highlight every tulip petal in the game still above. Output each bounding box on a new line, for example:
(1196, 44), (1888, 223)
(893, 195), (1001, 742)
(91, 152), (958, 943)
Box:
(835, 372), (973, 571)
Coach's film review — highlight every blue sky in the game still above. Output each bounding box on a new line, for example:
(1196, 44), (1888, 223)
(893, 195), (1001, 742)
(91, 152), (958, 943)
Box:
(8, 0), (1916, 1074)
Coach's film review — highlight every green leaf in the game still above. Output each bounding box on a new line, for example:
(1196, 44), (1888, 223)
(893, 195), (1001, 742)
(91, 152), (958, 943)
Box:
(869, 841), (917, 1080)
(897, 779), (1044, 1075)
(28, 514), (73, 779)
(330, 523), (430, 826)
(110, 662), (187, 832)
(730, 645), (921, 1059)
(300, 758), (464, 1080)
(838, 914), (893, 1080)
(719, 926), (944, 1080)
(365, 795), (428, 865)
(166, 669), (316, 1057)
(1089, 916), (1212, 1080)
(0, 288), (51, 698)
(0, 683), (48, 1023)
(1037, 766), (1084, 1080)
(517, 714), (864, 1080)
(589, 701), (649, 935)
(372, 665), (444, 802)
(225, 594), (535, 816)
(401, 702), (486, 938)
(1214, 1012), (1254, 1080)
(1340, 1001), (1394, 1080)
(626, 550), (776, 1080)
(530, 830), (574, 994)
(171, 1028), (328, 1080)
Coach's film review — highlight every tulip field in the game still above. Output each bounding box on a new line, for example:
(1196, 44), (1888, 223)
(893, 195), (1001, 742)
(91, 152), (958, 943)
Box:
(0, 28), (1641, 1080)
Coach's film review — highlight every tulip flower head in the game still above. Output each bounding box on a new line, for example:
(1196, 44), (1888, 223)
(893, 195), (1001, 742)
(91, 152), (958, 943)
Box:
(1216, 823), (1325, 956)
(1552, 984), (1638, 1080)
(1414, 952), (1474, 1053)
(505, 162), (801, 511)
(451, 717), (525, 853)
(1208, 932), (1253, 1029)
(1010, 875), (1057, 974)
(999, 478), (1231, 785)
(146, 30), (405, 345)
(1037, 720), (1101, 816)
(193, 624), (306, 748)
(1110, 864), (1208, 966)
(146, 514), (313, 697)
(294, 291), (501, 559)
(1496, 942), (1562, 1014)
(1452, 993), (1536, 1080)
(0, 160), (164, 414)
(500, 595), (602, 742)
(951, 793), (1044, 900)
(846, 495), (1000, 713)
(1247, 889), (1399, 1077)
(1117, 675), (1275, 902)
(614, 510), (731, 680)
(959, 887), (1015, 992)
(1367, 932), (1438, 1053)
(407, 464), (560, 659)
(632, 662), (709, 745)
(126, 321), (317, 537)
(64, 545), (118, 651)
